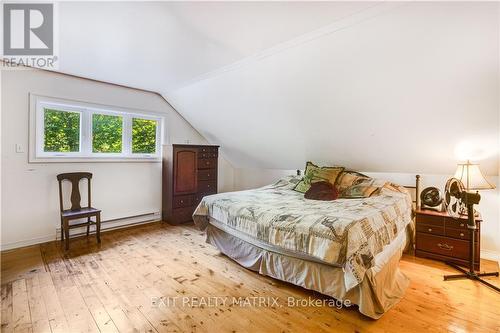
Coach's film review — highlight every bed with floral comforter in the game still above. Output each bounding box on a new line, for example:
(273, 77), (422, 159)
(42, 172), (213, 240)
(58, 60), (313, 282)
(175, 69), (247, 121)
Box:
(193, 175), (413, 291)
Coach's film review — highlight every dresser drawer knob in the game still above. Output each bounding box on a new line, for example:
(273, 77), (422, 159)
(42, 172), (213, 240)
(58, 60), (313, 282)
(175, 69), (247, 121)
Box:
(428, 228), (432, 232)
(437, 243), (453, 251)
(207, 174), (210, 177)
(206, 162), (209, 165)
(180, 200), (184, 204)
(460, 223), (465, 227)
(460, 233), (464, 237)
(207, 184), (210, 188)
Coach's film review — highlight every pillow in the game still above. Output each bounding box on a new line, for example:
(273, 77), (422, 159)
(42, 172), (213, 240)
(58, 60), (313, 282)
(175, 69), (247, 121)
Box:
(304, 181), (339, 201)
(340, 178), (387, 198)
(294, 162), (344, 193)
(335, 170), (370, 193)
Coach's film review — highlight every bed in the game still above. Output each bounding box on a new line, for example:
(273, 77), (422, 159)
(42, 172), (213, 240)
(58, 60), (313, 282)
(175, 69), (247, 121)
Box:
(193, 175), (417, 319)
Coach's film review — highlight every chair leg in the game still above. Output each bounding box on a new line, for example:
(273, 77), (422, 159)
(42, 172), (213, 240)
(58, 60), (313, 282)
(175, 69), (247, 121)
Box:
(86, 217), (90, 236)
(96, 213), (101, 244)
(63, 218), (70, 251)
(60, 217), (64, 241)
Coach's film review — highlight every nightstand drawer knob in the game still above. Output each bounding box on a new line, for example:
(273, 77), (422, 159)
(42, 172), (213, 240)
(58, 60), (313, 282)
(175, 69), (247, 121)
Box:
(428, 228), (433, 232)
(437, 243), (453, 251)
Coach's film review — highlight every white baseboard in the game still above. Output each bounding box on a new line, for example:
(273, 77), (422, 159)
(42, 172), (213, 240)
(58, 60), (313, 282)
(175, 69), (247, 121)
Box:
(1, 212), (161, 251)
(481, 249), (500, 265)
(1, 234), (56, 252)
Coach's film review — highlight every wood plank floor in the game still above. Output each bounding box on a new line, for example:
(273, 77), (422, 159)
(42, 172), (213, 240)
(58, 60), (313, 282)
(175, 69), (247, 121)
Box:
(1, 222), (499, 333)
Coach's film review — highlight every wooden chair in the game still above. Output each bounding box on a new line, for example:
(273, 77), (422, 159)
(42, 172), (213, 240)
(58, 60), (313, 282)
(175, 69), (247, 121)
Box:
(57, 172), (101, 251)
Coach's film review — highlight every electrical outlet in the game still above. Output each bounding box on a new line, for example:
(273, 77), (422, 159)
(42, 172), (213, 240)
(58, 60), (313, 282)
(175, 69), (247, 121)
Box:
(15, 143), (25, 153)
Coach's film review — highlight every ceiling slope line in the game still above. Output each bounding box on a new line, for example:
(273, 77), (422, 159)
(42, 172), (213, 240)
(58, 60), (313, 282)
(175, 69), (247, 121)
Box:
(167, 2), (408, 94)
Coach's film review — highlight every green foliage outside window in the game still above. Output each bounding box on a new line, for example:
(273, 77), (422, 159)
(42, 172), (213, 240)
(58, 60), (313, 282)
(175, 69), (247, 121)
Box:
(92, 114), (123, 153)
(44, 109), (80, 152)
(132, 118), (157, 154)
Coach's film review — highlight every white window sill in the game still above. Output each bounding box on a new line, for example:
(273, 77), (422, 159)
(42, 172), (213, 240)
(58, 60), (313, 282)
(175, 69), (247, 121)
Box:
(29, 156), (161, 163)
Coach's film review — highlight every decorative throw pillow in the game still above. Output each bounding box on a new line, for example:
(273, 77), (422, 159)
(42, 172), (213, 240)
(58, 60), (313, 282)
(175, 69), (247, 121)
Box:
(340, 178), (386, 198)
(304, 181), (339, 201)
(294, 162), (344, 193)
(335, 170), (370, 193)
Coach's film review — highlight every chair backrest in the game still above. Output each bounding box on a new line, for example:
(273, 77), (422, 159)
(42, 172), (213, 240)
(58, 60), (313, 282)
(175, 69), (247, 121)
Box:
(57, 172), (92, 211)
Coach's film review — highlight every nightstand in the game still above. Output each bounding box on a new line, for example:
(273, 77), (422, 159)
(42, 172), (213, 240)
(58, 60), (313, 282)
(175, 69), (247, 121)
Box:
(415, 209), (480, 270)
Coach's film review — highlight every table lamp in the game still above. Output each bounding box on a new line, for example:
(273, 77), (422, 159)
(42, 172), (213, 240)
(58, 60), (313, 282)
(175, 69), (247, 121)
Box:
(454, 160), (495, 192)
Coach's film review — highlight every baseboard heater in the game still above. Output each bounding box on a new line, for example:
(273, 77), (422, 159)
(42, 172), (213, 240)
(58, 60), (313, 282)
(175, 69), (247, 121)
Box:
(55, 211), (161, 240)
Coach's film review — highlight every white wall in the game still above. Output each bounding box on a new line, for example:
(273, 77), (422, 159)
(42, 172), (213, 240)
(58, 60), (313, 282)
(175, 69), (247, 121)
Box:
(233, 168), (500, 262)
(0, 68), (234, 250)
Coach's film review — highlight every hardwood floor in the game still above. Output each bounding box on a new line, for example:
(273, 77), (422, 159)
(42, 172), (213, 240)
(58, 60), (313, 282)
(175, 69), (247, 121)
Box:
(1, 222), (499, 333)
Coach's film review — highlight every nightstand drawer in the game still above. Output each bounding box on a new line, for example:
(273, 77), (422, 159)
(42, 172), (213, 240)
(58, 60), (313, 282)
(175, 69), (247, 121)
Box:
(416, 233), (469, 260)
(445, 219), (468, 230)
(416, 224), (444, 236)
(416, 213), (444, 227)
(445, 228), (478, 241)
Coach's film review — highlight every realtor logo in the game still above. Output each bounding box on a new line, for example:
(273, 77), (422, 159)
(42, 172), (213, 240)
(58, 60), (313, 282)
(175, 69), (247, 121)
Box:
(3, 3), (54, 56)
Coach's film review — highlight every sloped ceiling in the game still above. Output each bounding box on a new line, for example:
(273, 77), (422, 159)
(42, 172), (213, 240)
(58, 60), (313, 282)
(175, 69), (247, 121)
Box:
(51, 2), (499, 174)
(58, 1), (375, 91)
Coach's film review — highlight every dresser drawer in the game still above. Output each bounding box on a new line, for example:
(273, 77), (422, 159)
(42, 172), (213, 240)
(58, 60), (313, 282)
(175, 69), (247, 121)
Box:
(198, 152), (218, 159)
(416, 224), (444, 236)
(416, 233), (469, 260)
(198, 180), (216, 193)
(199, 146), (218, 154)
(198, 169), (216, 181)
(198, 158), (217, 169)
(172, 206), (196, 224)
(173, 195), (194, 208)
(416, 213), (444, 227)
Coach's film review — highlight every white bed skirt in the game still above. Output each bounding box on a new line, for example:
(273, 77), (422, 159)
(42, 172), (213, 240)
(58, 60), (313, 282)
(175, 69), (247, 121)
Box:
(205, 221), (410, 319)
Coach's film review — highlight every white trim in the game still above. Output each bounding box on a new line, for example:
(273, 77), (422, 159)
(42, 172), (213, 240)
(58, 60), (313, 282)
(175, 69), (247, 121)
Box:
(0, 234), (55, 252)
(1, 212), (161, 251)
(29, 93), (165, 163)
(481, 249), (500, 265)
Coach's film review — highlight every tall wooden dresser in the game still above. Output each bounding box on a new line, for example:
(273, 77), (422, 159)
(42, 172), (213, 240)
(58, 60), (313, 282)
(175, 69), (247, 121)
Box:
(162, 144), (219, 225)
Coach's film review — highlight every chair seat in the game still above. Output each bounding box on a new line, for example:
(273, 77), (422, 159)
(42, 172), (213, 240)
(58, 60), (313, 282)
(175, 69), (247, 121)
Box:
(61, 207), (101, 218)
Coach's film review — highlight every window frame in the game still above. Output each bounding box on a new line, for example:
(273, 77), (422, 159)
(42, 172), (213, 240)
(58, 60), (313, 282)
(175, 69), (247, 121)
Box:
(30, 94), (165, 163)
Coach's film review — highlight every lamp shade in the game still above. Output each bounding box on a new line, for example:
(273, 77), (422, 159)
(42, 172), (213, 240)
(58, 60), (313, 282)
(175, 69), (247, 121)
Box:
(454, 161), (495, 191)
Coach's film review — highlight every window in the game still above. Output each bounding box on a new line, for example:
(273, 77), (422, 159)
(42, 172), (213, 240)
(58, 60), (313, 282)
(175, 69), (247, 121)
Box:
(132, 118), (157, 154)
(31, 95), (163, 161)
(92, 114), (123, 153)
(44, 109), (81, 153)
